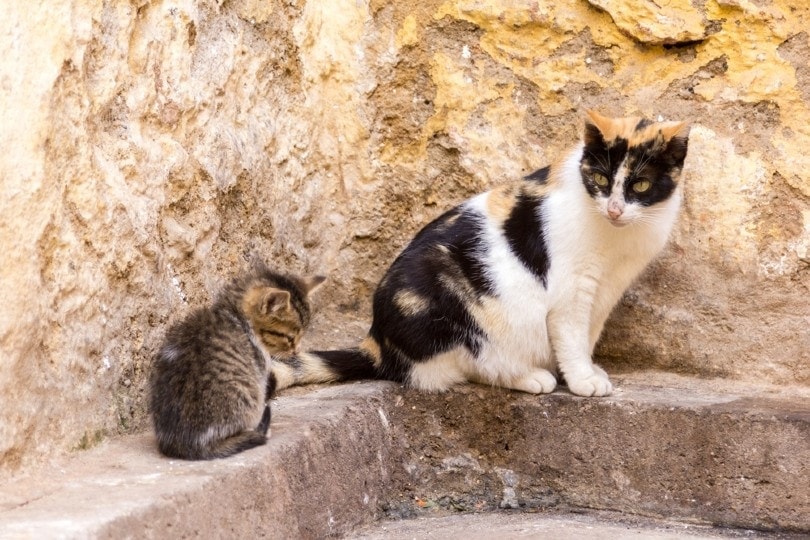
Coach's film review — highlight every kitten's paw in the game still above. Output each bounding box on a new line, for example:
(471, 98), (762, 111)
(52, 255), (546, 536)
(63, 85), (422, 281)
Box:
(566, 371), (612, 397)
(510, 369), (557, 394)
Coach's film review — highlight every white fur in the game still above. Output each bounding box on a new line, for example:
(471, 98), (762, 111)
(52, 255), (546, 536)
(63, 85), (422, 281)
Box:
(467, 194), (555, 391)
(409, 347), (470, 392)
(544, 146), (680, 395)
(419, 146), (681, 396)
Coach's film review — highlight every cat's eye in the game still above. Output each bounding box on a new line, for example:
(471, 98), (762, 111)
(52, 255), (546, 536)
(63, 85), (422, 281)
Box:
(592, 172), (609, 187)
(632, 179), (652, 193)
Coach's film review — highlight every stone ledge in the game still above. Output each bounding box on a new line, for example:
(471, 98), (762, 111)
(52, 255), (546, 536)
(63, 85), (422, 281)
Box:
(0, 375), (807, 538)
(384, 374), (809, 532)
(0, 383), (398, 539)
(352, 509), (791, 540)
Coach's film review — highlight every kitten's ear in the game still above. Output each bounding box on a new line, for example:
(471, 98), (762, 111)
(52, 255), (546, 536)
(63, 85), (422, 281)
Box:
(261, 289), (291, 315)
(660, 121), (690, 165)
(302, 275), (326, 296)
(583, 110), (612, 146)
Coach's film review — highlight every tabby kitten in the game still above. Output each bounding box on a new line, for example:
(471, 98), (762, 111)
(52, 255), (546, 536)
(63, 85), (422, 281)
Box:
(149, 263), (324, 460)
(273, 111), (689, 397)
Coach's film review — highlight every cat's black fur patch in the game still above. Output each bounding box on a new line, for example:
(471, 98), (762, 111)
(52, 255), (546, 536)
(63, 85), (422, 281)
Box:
(623, 136), (688, 206)
(372, 332), (423, 382)
(503, 193), (550, 286)
(369, 207), (488, 368)
(396, 207), (494, 297)
(265, 371), (278, 399)
(581, 128), (629, 196)
(524, 166), (550, 183)
(635, 118), (653, 131)
(606, 138), (629, 174)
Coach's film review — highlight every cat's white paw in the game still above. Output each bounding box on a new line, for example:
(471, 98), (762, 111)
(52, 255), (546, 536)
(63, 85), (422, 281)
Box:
(592, 364), (609, 379)
(510, 369), (557, 394)
(566, 371), (613, 397)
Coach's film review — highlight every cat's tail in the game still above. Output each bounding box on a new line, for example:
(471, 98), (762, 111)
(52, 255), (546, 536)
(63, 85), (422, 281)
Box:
(273, 337), (381, 391)
(162, 404), (272, 460)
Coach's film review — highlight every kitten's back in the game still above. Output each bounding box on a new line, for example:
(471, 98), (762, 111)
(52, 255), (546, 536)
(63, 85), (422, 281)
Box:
(150, 304), (268, 460)
(149, 264), (323, 460)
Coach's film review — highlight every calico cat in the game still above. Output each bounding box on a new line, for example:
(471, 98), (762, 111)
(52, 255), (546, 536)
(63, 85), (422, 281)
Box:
(149, 263), (324, 460)
(272, 111), (689, 397)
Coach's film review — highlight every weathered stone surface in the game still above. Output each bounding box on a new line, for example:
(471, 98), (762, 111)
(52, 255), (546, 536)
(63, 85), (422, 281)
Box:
(0, 384), (399, 539)
(384, 375), (810, 532)
(0, 0), (808, 480)
(0, 378), (807, 536)
(587, 0), (708, 46)
(353, 511), (757, 540)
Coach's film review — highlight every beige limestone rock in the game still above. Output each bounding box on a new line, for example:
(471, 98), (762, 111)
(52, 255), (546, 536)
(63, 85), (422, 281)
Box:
(0, 0), (808, 480)
(587, 0), (708, 45)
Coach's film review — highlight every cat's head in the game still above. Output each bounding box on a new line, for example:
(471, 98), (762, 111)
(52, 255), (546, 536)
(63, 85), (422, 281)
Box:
(579, 110), (690, 227)
(242, 274), (326, 356)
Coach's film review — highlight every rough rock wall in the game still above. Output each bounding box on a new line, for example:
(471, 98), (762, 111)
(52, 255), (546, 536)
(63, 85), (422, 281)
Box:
(0, 0), (807, 479)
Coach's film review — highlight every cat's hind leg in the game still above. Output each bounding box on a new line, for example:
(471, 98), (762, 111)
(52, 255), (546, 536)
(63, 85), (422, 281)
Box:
(502, 368), (557, 394)
(407, 348), (469, 392)
(469, 337), (557, 394)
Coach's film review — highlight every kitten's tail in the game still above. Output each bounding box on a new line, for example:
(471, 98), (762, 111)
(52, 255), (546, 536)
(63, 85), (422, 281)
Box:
(163, 404), (272, 461)
(276, 337), (381, 389)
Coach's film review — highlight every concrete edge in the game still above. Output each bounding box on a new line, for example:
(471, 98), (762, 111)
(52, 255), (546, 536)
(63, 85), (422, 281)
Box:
(0, 376), (807, 538)
(0, 383), (398, 539)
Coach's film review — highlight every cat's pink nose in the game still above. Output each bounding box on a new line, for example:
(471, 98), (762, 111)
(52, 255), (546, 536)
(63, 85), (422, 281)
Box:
(607, 200), (624, 220)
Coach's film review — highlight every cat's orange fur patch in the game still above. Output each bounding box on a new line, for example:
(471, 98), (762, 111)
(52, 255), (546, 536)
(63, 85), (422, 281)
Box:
(438, 271), (477, 302)
(394, 289), (431, 316)
(486, 183), (520, 222)
(467, 296), (510, 337)
(486, 176), (557, 224)
(586, 110), (641, 143)
(361, 336), (383, 368)
(586, 109), (688, 148)
(297, 352), (341, 384)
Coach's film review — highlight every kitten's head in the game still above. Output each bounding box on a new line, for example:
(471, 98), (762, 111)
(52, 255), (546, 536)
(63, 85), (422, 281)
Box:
(579, 110), (690, 227)
(242, 273), (326, 356)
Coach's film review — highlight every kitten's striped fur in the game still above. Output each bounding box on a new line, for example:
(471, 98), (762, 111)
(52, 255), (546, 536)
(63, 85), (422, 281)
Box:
(149, 263), (324, 460)
(274, 111), (689, 397)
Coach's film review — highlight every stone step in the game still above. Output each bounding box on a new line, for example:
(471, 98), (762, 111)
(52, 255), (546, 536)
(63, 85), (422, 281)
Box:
(0, 374), (807, 538)
(349, 510), (788, 539)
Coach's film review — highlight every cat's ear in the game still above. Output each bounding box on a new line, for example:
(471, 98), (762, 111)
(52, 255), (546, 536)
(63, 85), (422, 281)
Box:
(660, 121), (690, 165)
(583, 110), (612, 146)
(660, 121), (690, 142)
(261, 289), (291, 315)
(302, 275), (326, 296)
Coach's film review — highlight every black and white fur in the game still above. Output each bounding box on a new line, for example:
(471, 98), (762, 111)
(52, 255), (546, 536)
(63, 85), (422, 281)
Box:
(273, 111), (689, 397)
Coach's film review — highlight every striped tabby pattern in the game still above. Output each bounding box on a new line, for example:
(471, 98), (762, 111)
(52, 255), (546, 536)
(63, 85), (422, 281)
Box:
(149, 263), (324, 460)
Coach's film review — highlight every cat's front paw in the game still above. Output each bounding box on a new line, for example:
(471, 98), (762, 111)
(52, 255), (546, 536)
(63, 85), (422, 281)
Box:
(566, 371), (612, 397)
